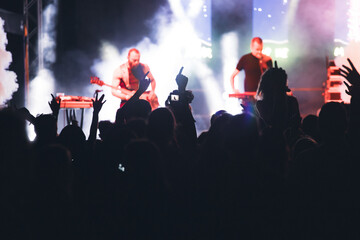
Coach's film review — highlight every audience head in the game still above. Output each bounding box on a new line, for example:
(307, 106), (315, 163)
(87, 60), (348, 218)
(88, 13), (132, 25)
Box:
(147, 107), (176, 145)
(302, 114), (320, 141)
(58, 124), (86, 160)
(33, 114), (58, 144)
(125, 99), (152, 122)
(257, 67), (289, 99)
(98, 120), (114, 141)
(210, 110), (228, 126)
(223, 113), (259, 155)
(318, 102), (347, 141)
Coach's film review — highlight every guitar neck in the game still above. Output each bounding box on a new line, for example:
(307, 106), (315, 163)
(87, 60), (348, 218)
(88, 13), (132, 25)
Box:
(102, 82), (119, 90)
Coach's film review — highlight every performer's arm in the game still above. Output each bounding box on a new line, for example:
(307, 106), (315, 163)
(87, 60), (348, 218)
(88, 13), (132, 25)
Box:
(230, 69), (240, 93)
(149, 73), (156, 92)
(111, 69), (134, 100)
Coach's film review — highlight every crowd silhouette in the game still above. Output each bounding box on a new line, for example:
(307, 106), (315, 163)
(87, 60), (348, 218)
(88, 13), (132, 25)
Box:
(1, 58), (360, 240)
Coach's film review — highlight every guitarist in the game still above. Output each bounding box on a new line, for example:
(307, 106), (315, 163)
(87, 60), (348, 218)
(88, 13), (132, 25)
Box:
(111, 48), (158, 109)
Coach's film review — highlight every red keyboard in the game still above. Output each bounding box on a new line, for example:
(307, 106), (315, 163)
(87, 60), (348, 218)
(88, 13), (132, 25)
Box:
(229, 92), (256, 98)
(56, 95), (94, 108)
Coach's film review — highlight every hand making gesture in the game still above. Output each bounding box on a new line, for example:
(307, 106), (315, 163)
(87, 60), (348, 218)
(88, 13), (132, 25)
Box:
(48, 94), (61, 119)
(340, 58), (360, 97)
(92, 92), (106, 114)
(176, 67), (188, 93)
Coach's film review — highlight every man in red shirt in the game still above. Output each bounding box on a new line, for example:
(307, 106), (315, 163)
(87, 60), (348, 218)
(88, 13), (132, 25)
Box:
(230, 37), (272, 94)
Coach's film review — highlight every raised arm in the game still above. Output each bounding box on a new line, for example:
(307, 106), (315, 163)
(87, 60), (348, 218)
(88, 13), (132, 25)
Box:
(340, 58), (360, 143)
(116, 71), (150, 113)
(88, 92), (106, 144)
(340, 58), (360, 97)
(48, 93), (61, 120)
(168, 67), (197, 153)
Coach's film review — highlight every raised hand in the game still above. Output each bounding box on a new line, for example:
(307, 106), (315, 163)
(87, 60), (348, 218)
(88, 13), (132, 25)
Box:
(92, 92), (106, 114)
(271, 62), (288, 93)
(89, 92), (106, 143)
(176, 66), (188, 93)
(340, 58), (360, 96)
(48, 94), (61, 118)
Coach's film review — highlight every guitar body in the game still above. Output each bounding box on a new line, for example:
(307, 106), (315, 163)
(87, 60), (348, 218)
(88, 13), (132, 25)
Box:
(91, 76), (159, 110)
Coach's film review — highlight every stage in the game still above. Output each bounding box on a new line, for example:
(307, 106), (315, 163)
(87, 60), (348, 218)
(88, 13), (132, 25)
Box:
(1, 0), (359, 136)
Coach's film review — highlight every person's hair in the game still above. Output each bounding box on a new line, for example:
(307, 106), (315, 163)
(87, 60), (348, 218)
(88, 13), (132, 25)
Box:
(256, 67), (288, 99)
(147, 107), (176, 144)
(128, 48), (140, 57)
(251, 37), (263, 45)
(318, 102), (348, 138)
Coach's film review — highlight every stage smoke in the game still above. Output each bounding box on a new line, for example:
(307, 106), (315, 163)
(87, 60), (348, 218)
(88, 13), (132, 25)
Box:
(220, 32), (243, 114)
(90, 0), (220, 130)
(27, 1), (58, 140)
(28, 0), (58, 116)
(0, 17), (18, 106)
(42, 1), (58, 65)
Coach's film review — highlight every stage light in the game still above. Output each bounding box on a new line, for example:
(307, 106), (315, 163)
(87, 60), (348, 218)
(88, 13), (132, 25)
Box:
(334, 47), (345, 57)
(220, 32), (243, 114)
(201, 46), (212, 59)
(334, 0), (360, 84)
(27, 1), (58, 140)
(188, 0), (204, 18)
(274, 47), (289, 59)
(263, 47), (272, 56)
(348, 0), (360, 42)
(90, 0), (215, 134)
(262, 47), (289, 59)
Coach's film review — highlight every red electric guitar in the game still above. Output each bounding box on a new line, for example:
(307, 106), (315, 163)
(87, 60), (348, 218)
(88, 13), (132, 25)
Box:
(90, 76), (159, 110)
